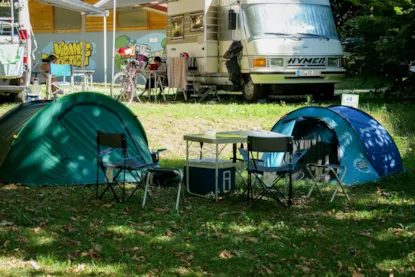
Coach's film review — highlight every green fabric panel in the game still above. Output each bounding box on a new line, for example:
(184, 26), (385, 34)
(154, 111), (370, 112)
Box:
(0, 101), (51, 167)
(0, 92), (151, 186)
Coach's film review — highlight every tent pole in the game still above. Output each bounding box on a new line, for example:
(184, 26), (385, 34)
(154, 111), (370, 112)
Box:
(110, 0), (116, 98)
(81, 12), (86, 91)
(104, 15), (107, 89)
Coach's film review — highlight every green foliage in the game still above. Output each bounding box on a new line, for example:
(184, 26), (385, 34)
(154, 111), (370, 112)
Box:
(335, 0), (415, 94)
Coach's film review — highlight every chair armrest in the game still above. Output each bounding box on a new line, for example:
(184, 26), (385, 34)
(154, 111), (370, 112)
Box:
(306, 163), (345, 170)
(97, 147), (115, 157)
(247, 159), (265, 170)
(291, 149), (308, 166)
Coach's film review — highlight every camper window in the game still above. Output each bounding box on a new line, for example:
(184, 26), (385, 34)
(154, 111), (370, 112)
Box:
(243, 3), (339, 41)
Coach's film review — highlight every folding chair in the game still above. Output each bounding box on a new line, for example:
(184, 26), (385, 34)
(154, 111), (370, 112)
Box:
(142, 167), (184, 211)
(247, 136), (307, 207)
(47, 63), (74, 98)
(96, 131), (156, 203)
(306, 163), (351, 202)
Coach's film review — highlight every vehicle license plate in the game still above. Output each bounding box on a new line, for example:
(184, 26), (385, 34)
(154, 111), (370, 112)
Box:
(297, 70), (321, 77)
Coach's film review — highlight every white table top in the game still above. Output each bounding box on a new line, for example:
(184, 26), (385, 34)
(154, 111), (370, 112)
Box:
(184, 130), (290, 144)
(73, 69), (95, 73)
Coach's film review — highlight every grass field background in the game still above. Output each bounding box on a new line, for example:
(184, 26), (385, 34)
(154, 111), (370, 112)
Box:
(0, 90), (414, 276)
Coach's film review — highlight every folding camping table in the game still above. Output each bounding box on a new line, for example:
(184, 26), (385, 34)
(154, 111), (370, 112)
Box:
(73, 69), (95, 91)
(184, 130), (289, 202)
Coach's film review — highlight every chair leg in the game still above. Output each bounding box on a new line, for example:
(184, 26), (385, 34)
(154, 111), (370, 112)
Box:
(250, 188), (269, 208)
(306, 165), (324, 199)
(174, 170), (183, 211)
(325, 166), (351, 202)
(142, 171), (152, 208)
(96, 162), (99, 199)
(269, 191), (288, 208)
(288, 171), (293, 206)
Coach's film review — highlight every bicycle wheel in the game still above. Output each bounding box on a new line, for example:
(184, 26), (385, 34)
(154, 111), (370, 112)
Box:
(111, 72), (134, 106)
(135, 72), (147, 98)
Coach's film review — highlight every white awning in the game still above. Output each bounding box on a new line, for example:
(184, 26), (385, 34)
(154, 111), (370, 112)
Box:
(35, 0), (108, 16)
(94, 0), (173, 11)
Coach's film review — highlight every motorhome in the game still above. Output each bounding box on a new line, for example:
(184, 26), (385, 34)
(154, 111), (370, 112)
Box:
(0, 0), (33, 103)
(166, 0), (346, 101)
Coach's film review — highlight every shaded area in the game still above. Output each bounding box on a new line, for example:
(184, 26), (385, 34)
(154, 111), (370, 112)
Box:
(0, 168), (414, 276)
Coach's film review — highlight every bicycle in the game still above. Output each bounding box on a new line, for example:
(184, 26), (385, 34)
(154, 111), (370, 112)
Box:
(111, 49), (149, 106)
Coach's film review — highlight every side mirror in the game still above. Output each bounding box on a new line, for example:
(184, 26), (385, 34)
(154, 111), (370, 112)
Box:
(228, 9), (237, 30)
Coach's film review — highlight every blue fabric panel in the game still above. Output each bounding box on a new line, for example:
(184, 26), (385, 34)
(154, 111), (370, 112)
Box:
(51, 63), (72, 77)
(270, 107), (380, 185)
(263, 119), (296, 167)
(329, 106), (403, 177)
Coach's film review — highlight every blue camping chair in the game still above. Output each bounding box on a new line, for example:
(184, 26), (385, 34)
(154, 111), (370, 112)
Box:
(247, 136), (307, 207)
(96, 131), (184, 210)
(47, 63), (74, 98)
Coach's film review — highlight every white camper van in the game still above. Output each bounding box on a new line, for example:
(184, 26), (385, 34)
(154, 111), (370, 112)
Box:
(166, 0), (346, 101)
(0, 0), (33, 102)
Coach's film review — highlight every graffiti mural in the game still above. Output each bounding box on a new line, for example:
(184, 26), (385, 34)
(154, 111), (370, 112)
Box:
(115, 33), (166, 71)
(41, 40), (97, 69)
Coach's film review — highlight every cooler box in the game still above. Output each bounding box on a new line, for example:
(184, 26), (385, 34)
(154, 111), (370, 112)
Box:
(184, 158), (235, 195)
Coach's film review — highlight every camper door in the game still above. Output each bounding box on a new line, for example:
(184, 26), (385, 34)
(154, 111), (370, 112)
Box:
(203, 0), (219, 73)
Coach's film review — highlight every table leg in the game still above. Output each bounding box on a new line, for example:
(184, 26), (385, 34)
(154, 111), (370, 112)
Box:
(288, 171), (293, 206)
(186, 140), (190, 194)
(154, 73), (157, 101)
(232, 143), (237, 163)
(215, 143), (219, 202)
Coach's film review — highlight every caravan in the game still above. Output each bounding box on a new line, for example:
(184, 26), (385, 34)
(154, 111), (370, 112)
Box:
(166, 0), (346, 101)
(0, 0), (34, 102)
(0, 0), (33, 101)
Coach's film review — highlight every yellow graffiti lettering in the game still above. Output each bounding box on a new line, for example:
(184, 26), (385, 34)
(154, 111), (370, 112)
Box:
(43, 40), (93, 68)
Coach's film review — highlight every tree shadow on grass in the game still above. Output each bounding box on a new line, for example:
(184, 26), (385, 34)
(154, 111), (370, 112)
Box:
(0, 149), (414, 276)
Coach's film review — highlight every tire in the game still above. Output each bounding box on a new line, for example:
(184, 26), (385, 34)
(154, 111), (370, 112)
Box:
(313, 84), (335, 100)
(111, 72), (135, 106)
(0, 92), (24, 104)
(242, 77), (264, 102)
(15, 91), (24, 103)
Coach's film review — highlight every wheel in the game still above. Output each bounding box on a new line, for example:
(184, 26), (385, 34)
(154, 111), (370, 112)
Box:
(242, 77), (264, 102)
(111, 72), (134, 106)
(135, 72), (147, 97)
(15, 91), (24, 103)
(0, 92), (24, 104)
(313, 84), (335, 100)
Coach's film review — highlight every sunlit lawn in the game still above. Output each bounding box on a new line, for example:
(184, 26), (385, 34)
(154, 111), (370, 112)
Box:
(0, 93), (414, 276)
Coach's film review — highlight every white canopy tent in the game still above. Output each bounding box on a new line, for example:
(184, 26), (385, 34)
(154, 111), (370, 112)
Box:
(35, 0), (109, 89)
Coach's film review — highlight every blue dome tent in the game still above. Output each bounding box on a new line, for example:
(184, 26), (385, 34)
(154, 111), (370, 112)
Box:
(267, 106), (404, 185)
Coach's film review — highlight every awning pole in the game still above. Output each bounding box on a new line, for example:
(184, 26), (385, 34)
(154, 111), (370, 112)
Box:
(110, 0), (116, 97)
(104, 15), (107, 88)
(81, 12), (86, 91)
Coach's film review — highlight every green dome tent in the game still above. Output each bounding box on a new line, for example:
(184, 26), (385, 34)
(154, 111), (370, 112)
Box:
(0, 92), (152, 186)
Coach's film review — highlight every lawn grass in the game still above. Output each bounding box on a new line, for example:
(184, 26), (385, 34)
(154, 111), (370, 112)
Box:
(335, 75), (393, 90)
(0, 94), (414, 276)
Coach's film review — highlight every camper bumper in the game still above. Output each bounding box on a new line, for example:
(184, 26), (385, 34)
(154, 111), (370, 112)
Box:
(0, 85), (26, 92)
(250, 70), (346, 84)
